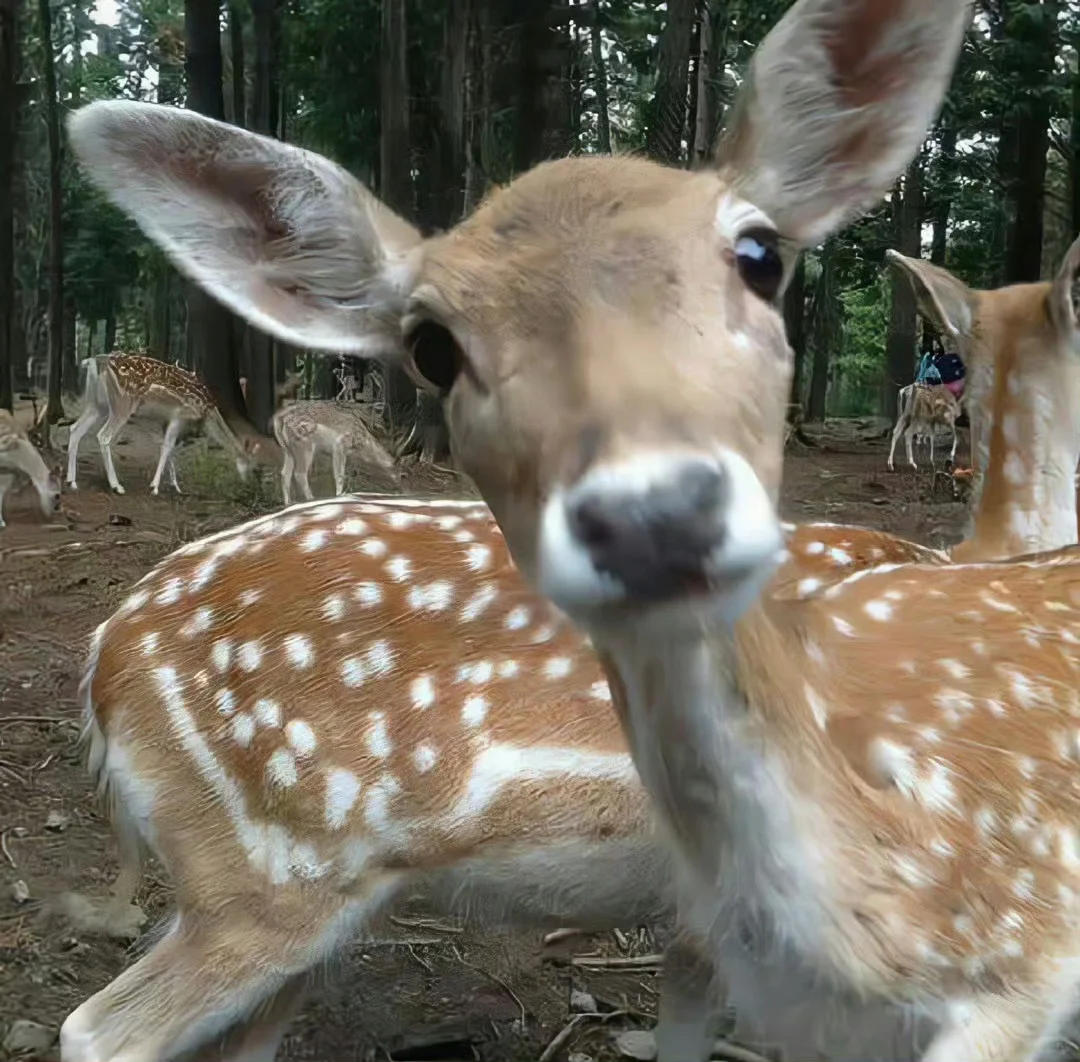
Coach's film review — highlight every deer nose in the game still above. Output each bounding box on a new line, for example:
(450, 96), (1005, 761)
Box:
(566, 459), (728, 601)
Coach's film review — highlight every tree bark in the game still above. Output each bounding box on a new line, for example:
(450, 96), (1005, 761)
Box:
(39, 0), (64, 425)
(590, 0), (610, 153)
(512, 0), (573, 170)
(784, 252), (807, 413)
(228, 1), (246, 127)
(806, 246), (835, 424)
(1072, 26), (1080, 238)
(245, 0), (277, 433)
(884, 159), (924, 419)
(0, 0), (21, 411)
(185, 0), (248, 422)
(691, 0), (713, 166)
(929, 124), (956, 266)
(644, 0), (696, 166)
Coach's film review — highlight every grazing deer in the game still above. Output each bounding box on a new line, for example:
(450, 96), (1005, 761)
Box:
(275, 369), (304, 404)
(334, 362), (360, 402)
(0, 410), (61, 529)
(270, 400), (400, 504)
(888, 244), (1080, 560)
(886, 382), (961, 473)
(67, 0), (991, 1059)
(66, 352), (258, 496)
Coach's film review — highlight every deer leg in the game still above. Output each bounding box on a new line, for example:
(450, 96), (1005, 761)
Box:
(651, 929), (724, 1062)
(167, 450), (182, 493)
(0, 473), (9, 529)
(905, 426), (918, 470)
(150, 419), (184, 495)
(331, 440), (347, 496)
(887, 416), (907, 472)
(59, 886), (377, 1062)
(296, 445), (316, 501)
(950, 425), (958, 464)
(66, 406), (103, 490)
(280, 448), (295, 506)
(929, 428), (936, 469)
(97, 411), (133, 495)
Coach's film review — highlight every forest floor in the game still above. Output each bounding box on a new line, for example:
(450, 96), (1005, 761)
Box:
(0, 404), (972, 1062)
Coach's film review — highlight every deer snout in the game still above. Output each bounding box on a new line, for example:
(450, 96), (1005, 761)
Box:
(538, 449), (783, 616)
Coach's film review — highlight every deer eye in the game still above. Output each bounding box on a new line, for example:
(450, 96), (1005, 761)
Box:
(734, 229), (784, 302)
(407, 320), (464, 394)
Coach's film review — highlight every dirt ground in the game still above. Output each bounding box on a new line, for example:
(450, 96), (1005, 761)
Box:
(0, 409), (971, 1062)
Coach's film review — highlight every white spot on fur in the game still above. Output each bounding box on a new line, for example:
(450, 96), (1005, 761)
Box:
(804, 541), (825, 555)
(828, 548), (852, 565)
(590, 681), (612, 701)
(544, 656), (573, 680)
(864, 599), (892, 622)
(355, 582), (382, 607)
(325, 768), (361, 829)
(120, 589), (149, 614)
(141, 631), (159, 655)
(360, 538), (388, 558)
(414, 743), (438, 773)
(436, 515), (463, 530)
(367, 640), (395, 675)
(462, 695), (488, 727)
(805, 686), (828, 729)
(797, 577), (822, 598)
(216, 688), (236, 716)
(239, 640), (263, 671)
(505, 605), (530, 630)
(155, 577), (183, 605)
(531, 623), (557, 644)
(366, 712), (392, 758)
(254, 698), (282, 729)
(498, 660), (520, 678)
(286, 719), (317, 758)
(461, 583), (498, 621)
(301, 529), (329, 552)
(831, 616), (855, 636)
(466, 543), (492, 571)
(323, 594), (347, 621)
(212, 639), (232, 672)
(267, 747), (298, 788)
(342, 657), (366, 687)
(284, 633), (314, 669)
(180, 606), (214, 637)
(337, 517), (368, 536)
(385, 556), (411, 582)
(407, 581), (454, 611)
(410, 674), (436, 709)
(232, 713), (255, 748)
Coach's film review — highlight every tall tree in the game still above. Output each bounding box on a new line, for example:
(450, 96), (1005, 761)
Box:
(245, 0), (278, 433)
(0, 0), (21, 410)
(184, 0), (248, 421)
(883, 158), (924, 419)
(512, 0), (573, 170)
(39, 0), (64, 425)
(644, 0), (696, 165)
(590, 0), (610, 154)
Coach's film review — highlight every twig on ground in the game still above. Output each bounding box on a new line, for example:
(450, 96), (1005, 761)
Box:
(405, 942), (434, 972)
(537, 1009), (628, 1062)
(0, 531), (169, 561)
(543, 927), (586, 946)
(451, 943), (527, 1028)
(0, 716), (71, 727)
(569, 953), (664, 971)
(390, 915), (464, 934)
(1, 829), (17, 869)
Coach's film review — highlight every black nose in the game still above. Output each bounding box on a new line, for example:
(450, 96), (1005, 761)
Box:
(567, 461), (727, 600)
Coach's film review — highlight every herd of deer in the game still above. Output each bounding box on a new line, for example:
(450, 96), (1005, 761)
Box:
(8, 0), (1080, 1059)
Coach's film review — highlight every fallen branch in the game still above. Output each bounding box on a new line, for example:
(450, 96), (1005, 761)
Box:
(569, 953), (664, 971)
(538, 1010), (628, 1062)
(0, 531), (170, 561)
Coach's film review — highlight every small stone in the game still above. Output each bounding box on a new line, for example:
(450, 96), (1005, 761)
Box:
(45, 810), (70, 832)
(568, 1054), (594, 1062)
(614, 1029), (658, 1061)
(3, 1019), (56, 1055)
(10, 879), (30, 904)
(570, 989), (597, 1014)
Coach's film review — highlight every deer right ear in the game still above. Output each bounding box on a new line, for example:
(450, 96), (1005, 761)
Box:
(67, 101), (423, 360)
(717, 0), (972, 249)
(884, 250), (976, 339)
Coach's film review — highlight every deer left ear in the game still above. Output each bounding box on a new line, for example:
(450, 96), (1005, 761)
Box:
(1049, 232), (1080, 346)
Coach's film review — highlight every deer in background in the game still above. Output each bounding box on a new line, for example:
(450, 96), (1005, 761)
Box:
(886, 381), (961, 472)
(0, 410), (61, 529)
(66, 352), (258, 496)
(270, 400), (400, 504)
(66, 0), (977, 1059)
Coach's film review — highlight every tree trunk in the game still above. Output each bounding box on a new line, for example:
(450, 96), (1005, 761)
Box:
(806, 247), (835, 424)
(590, 1), (610, 153)
(512, 0), (573, 171)
(228, 1), (246, 127)
(86, 319), (96, 359)
(691, 0), (713, 167)
(0, 0), (20, 411)
(929, 124), (956, 266)
(39, 0), (64, 425)
(104, 311), (117, 353)
(644, 0), (696, 166)
(1072, 28), (1080, 238)
(883, 158), (924, 419)
(62, 297), (77, 393)
(784, 252), (807, 412)
(185, 0), (248, 422)
(245, 0), (277, 433)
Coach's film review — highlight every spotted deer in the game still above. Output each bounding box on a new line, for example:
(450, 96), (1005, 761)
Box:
(886, 382), (961, 473)
(0, 410), (61, 529)
(887, 245), (1080, 556)
(66, 352), (259, 495)
(66, 0), (1019, 1058)
(270, 399), (400, 504)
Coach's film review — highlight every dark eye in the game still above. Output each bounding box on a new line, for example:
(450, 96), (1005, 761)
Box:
(734, 229), (784, 301)
(408, 320), (463, 394)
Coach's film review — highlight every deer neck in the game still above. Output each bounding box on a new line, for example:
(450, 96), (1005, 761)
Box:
(594, 596), (841, 954)
(203, 405), (243, 455)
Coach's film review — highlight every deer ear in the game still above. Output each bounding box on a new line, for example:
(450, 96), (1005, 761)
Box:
(717, 0), (971, 247)
(67, 101), (423, 360)
(1049, 232), (1080, 348)
(885, 250), (976, 339)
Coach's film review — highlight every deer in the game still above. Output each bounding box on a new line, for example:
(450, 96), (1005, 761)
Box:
(270, 399), (400, 504)
(66, 352), (259, 496)
(79, 0), (1080, 1058)
(886, 382), (961, 473)
(0, 410), (61, 529)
